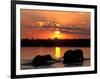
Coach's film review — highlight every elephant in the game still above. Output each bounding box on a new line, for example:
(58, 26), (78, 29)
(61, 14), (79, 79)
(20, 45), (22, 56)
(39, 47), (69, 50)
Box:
(32, 55), (55, 66)
(63, 49), (84, 64)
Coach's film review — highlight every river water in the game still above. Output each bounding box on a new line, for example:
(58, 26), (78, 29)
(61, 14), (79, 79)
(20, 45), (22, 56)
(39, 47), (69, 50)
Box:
(21, 47), (90, 70)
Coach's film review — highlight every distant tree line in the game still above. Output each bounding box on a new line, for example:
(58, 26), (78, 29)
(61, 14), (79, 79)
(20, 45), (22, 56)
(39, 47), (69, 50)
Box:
(21, 39), (90, 47)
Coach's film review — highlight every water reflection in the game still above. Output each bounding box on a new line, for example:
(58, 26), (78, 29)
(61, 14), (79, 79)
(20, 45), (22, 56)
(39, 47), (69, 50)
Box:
(21, 47), (90, 60)
(55, 47), (61, 60)
(21, 47), (90, 69)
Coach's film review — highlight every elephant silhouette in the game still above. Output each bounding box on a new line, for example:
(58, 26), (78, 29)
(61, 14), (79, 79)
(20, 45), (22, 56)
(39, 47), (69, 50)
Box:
(63, 49), (84, 64)
(32, 55), (55, 66)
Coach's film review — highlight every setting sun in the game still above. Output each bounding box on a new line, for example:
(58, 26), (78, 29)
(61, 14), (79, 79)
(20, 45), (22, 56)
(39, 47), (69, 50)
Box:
(54, 30), (61, 39)
(55, 30), (61, 34)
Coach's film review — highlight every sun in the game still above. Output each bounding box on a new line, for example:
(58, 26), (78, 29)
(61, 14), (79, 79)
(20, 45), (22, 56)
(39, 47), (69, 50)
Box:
(53, 30), (62, 39)
(55, 30), (61, 34)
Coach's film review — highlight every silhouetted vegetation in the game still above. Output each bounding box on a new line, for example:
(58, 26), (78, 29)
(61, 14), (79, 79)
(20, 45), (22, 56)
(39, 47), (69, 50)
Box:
(21, 39), (90, 47)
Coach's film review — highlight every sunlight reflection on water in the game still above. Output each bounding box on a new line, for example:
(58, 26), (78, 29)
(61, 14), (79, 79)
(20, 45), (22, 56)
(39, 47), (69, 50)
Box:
(21, 47), (90, 70)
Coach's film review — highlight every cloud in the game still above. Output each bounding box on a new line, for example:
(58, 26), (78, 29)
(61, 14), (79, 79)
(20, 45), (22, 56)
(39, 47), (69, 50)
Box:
(21, 9), (90, 38)
(25, 22), (90, 35)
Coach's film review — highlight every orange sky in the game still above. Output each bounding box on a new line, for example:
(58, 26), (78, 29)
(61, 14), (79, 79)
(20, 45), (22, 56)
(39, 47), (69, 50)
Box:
(21, 9), (90, 39)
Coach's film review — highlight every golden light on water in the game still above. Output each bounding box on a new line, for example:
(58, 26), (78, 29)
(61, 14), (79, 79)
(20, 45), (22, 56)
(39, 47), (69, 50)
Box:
(55, 47), (61, 60)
